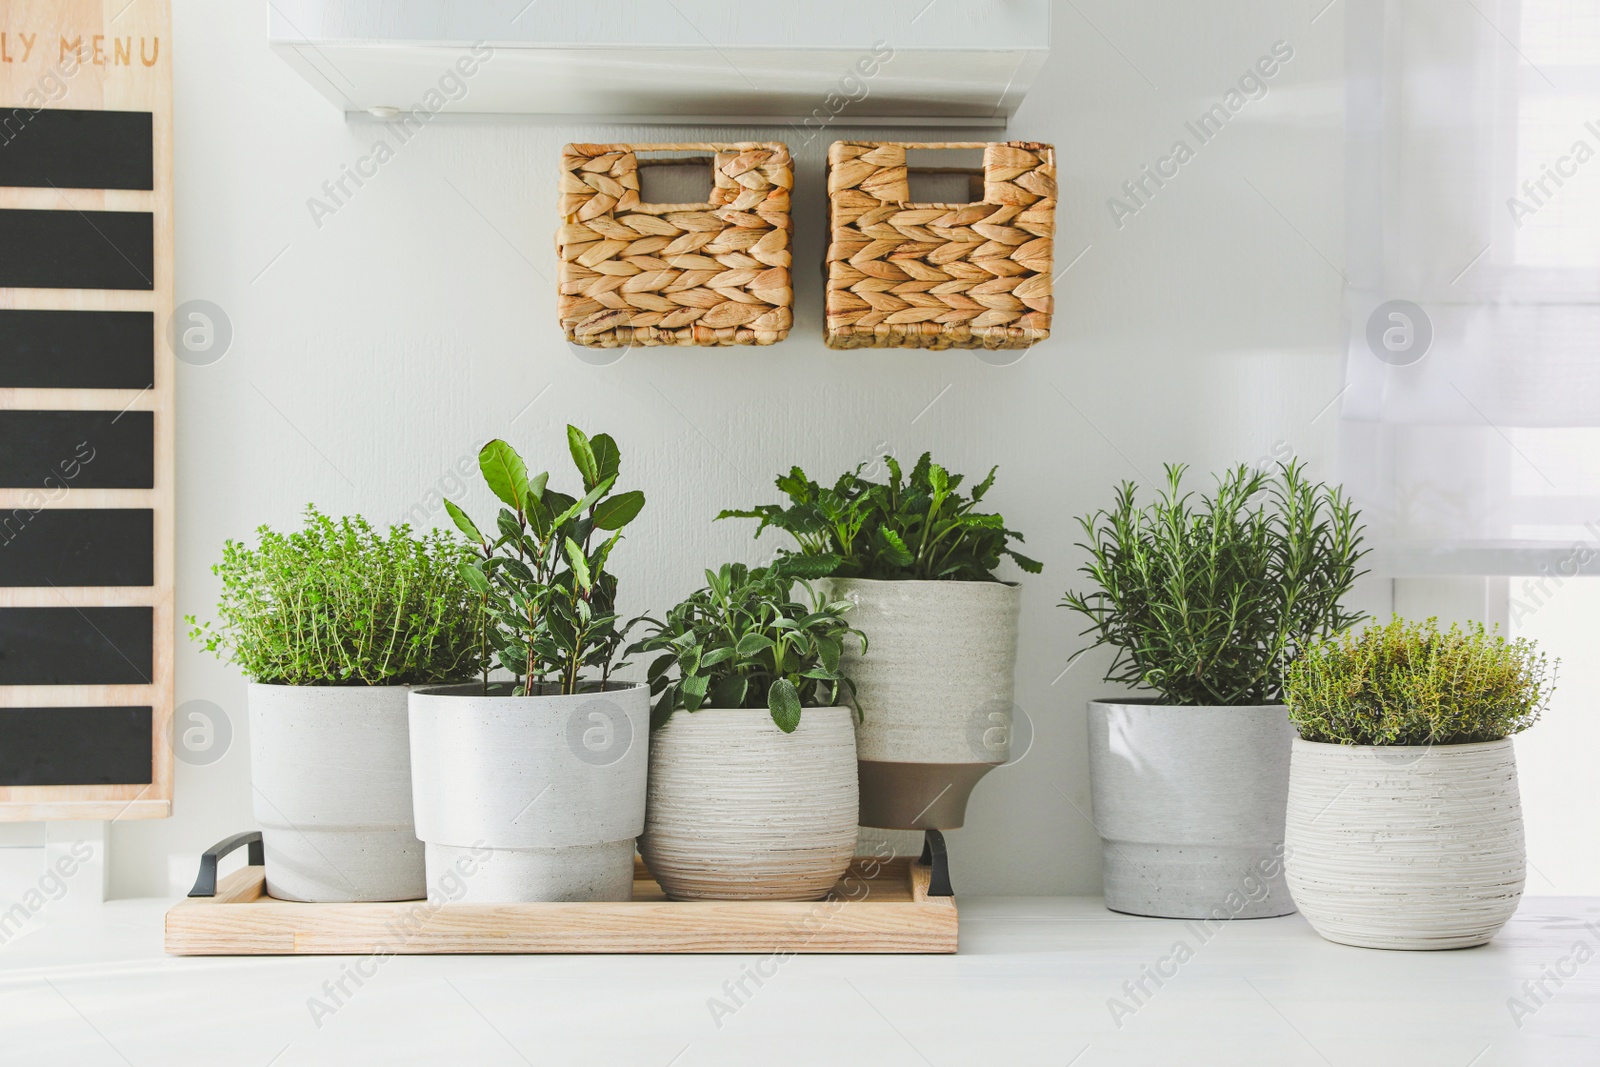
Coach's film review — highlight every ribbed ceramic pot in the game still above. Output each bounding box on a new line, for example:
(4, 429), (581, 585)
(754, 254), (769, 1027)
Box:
(248, 683), (424, 902)
(1087, 700), (1296, 919)
(820, 578), (1020, 829)
(407, 682), (649, 903)
(640, 706), (858, 900)
(1285, 737), (1525, 950)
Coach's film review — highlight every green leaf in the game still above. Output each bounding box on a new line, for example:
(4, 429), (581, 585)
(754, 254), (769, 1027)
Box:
(881, 528), (915, 567)
(591, 433), (621, 484)
(773, 553), (841, 580)
(1008, 550), (1044, 574)
(768, 677), (802, 733)
(459, 560), (490, 594)
(479, 440), (530, 512)
(699, 647), (736, 668)
(565, 537), (592, 592)
(647, 654), (676, 683)
(735, 632), (775, 656)
(593, 490), (646, 531)
(443, 499), (482, 543)
(552, 475), (617, 530)
(712, 675), (748, 709)
(568, 425), (600, 489)
(651, 685), (678, 729)
(680, 672), (708, 711)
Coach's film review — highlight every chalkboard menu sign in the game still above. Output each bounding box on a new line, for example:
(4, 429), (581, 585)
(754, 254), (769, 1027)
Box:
(0, 2), (173, 821)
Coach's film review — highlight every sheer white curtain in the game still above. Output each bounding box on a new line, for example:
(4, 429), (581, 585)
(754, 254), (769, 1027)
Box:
(1338, 0), (1600, 569)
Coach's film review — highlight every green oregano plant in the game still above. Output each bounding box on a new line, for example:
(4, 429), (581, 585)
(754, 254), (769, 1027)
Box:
(1060, 461), (1368, 705)
(719, 452), (1040, 581)
(445, 426), (646, 696)
(189, 506), (481, 685)
(1286, 617), (1554, 745)
(629, 563), (865, 732)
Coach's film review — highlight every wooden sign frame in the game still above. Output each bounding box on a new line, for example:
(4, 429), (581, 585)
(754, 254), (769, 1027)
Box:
(0, 0), (173, 820)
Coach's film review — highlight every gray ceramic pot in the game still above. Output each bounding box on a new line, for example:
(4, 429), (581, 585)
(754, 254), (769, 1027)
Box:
(640, 706), (858, 901)
(821, 578), (1020, 829)
(408, 681), (649, 903)
(1087, 700), (1295, 919)
(248, 683), (424, 902)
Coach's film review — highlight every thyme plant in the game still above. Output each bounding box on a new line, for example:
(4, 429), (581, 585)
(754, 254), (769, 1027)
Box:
(719, 452), (1040, 581)
(1060, 461), (1368, 705)
(630, 563), (864, 732)
(446, 427), (646, 695)
(189, 506), (481, 685)
(1286, 617), (1554, 745)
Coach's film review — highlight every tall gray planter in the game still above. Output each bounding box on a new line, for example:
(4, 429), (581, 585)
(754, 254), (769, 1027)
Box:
(408, 682), (649, 903)
(248, 683), (424, 902)
(822, 578), (1020, 829)
(1087, 700), (1295, 919)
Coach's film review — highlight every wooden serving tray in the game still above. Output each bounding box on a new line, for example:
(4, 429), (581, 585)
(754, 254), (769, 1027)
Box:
(164, 833), (957, 955)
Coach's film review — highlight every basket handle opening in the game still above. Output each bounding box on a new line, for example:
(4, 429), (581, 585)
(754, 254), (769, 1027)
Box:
(633, 150), (718, 211)
(903, 147), (988, 207)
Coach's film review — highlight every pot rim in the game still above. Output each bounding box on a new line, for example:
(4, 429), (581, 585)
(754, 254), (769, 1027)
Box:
(1088, 697), (1286, 710)
(1290, 735), (1515, 753)
(817, 576), (1020, 590)
(411, 680), (648, 699)
(247, 680), (434, 691)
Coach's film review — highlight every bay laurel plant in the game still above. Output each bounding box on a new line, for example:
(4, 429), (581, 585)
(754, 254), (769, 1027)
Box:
(1286, 616), (1554, 745)
(629, 563), (865, 732)
(1060, 461), (1368, 705)
(718, 452), (1041, 581)
(189, 506), (481, 685)
(445, 426), (646, 696)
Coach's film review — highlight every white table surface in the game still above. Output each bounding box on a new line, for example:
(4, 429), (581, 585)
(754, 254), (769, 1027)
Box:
(2, 895), (1597, 1065)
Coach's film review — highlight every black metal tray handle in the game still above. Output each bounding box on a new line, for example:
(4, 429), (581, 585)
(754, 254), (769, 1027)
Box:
(918, 829), (953, 897)
(187, 831), (264, 897)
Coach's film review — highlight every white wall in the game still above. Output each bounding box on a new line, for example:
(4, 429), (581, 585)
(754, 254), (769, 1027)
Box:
(107, 0), (1361, 897)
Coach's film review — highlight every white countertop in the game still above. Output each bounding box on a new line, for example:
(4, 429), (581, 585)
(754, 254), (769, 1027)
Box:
(2, 895), (1598, 1065)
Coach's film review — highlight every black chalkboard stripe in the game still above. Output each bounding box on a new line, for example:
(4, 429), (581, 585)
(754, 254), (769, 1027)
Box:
(0, 309), (154, 389)
(0, 706), (151, 786)
(0, 209), (153, 290)
(0, 410), (153, 489)
(0, 509), (152, 587)
(0, 109), (153, 190)
(0, 606), (152, 685)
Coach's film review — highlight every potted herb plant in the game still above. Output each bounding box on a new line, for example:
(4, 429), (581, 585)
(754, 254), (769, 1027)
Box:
(190, 507), (480, 902)
(721, 453), (1039, 830)
(1061, 462), (1367, 919)
(408, 427), (649, 903)
(1284, 617), (1553, 949)
(631, 563), (864, 900)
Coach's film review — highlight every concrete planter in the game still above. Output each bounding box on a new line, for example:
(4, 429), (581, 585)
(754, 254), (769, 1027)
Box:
(1087, 700), (1296, 919)
(640, 706), (858, 900)
(248, 683), (424, 902)
(1285, 737), (1525, 950)
(408, 681), (649, 902)
(821, 578), (1019, 829)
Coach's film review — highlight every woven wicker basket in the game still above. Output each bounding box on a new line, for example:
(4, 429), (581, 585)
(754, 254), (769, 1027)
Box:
(558, 142), (793, 347)
(824, 141), (1056, 350)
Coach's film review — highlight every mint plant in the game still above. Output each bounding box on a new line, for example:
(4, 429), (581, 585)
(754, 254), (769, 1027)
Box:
(446, 426), (646, 695)
(719, 452), (1040, 582)
(630, 563), (865, 732)
(189, 506), (480, 686)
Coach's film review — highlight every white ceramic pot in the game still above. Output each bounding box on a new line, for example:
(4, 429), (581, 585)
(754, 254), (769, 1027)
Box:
(640, 706), (858, 900)
(1087, 700), (1296, 919)
(407, 681), (649, 903)
(1285, 737), (1525, 950)
(821, 578), (1020, 829)
(248, 683), (424, 902)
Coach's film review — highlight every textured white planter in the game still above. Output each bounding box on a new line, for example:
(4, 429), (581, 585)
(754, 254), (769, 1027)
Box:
(408, 682), (649, 903)
(1285, 737), (1525, 950)
(640, 706), (858, 900)
(1087, 700), (1296, 919)
(821, 578), (1020, 829)
(248, 683), (424, 902)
